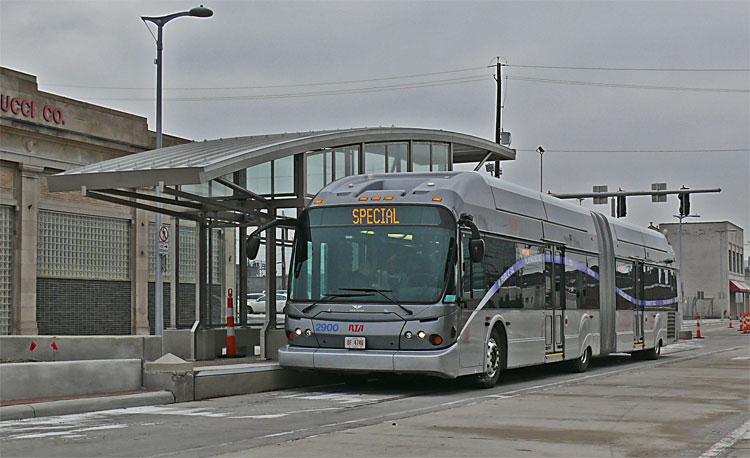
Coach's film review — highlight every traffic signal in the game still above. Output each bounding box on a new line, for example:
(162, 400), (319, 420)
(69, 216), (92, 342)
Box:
(616, 195), (626, 218)
(679, 192), (690, 216)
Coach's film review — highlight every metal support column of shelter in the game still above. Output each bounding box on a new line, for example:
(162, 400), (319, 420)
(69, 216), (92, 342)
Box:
(198, 220), (209, 328)
(235, 169), (248, 328)
(260, 209), (277, 360)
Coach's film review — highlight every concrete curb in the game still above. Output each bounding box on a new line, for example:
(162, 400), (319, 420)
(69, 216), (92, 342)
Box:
(0, 391), (175, 422)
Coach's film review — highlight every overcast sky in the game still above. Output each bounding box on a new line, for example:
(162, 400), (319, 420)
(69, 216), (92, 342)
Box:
(2, 0), (749, 241)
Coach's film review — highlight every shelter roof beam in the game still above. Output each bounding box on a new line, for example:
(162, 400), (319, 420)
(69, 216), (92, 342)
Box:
(97, 188), (204, 210)
(85, 190), (200, 221)
(213, 176), (268, 203)
(163, 186), (248, 214)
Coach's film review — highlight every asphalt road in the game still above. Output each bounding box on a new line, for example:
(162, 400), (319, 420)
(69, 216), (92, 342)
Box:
(1, 324), (748, 457)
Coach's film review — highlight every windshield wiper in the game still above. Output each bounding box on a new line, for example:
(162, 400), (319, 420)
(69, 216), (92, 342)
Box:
(340, 287), (413, 315)
(301, 293), (373, 315)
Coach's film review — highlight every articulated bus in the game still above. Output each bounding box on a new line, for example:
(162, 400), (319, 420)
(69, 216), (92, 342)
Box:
(249, 171), (679, 387)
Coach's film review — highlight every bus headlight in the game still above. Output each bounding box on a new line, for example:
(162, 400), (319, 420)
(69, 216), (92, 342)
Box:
(404, 331), (413, 339)
(305, 329), (312, 336)
(295, 328), (303, 336)
(417, 330), (426, 340)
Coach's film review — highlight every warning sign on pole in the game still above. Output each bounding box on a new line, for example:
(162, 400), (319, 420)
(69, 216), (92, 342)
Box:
(158, 224), (169, 255)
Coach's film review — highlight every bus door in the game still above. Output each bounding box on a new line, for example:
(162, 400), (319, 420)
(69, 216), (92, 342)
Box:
(545, 246), (565, 357)
(634, 262), (645, 347)
(459, 232), (486, 369)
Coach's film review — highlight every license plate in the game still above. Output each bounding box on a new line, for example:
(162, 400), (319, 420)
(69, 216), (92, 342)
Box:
(345, 336), (366, 349)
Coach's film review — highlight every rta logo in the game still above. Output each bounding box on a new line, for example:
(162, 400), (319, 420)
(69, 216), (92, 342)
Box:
(348, 324), (364, 333)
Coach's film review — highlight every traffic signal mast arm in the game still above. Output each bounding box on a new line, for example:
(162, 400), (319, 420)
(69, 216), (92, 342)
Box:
(549, 188), (721, 199)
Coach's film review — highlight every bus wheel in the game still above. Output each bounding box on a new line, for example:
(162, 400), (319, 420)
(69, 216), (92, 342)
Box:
(474, 329), (502, 388)
(644, 340), (661, 360)
(570, 347), (591, 373)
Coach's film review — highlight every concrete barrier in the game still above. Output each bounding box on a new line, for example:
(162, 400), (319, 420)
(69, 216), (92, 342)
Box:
(0, 359), (142, 401)
(194, 365), (335, 400)
(0, 336), (161, 362)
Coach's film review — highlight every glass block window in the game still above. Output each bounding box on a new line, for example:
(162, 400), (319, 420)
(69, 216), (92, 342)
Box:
(0, 205), (13, 335)
(210, 229), (224, 284)
(179, 225), (197, 284)
(38, 211), (130, 280)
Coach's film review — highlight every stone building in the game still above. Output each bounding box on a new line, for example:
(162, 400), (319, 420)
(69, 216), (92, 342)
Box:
(659, 221), (748, 319)
(1, 67), (192, 335)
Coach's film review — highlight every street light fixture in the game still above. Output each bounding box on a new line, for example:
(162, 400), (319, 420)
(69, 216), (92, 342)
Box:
(141, 5), (213, 336)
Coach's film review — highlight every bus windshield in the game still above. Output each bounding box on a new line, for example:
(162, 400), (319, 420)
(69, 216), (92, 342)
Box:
(290, 205), (456, 304)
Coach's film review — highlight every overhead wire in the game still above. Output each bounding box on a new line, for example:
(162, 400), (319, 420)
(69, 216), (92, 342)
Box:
(41, 66), (490, 91)
(507, 76), (748, 93)
(83, 74), (490, 102)
(500, 63), (750, 72)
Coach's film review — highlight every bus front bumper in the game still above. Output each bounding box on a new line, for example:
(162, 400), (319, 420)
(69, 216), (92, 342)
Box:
(278, 343), (460, 379)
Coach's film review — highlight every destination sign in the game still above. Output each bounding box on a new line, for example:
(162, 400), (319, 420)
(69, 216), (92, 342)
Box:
(352, 207), (400, 225)
(307, 205), (450, 227)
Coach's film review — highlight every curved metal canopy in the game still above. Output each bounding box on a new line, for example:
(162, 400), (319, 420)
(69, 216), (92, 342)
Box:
(47, 127), (514, 192)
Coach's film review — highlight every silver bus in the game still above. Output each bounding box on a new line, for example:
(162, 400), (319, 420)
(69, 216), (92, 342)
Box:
(248, 171), (678, 387)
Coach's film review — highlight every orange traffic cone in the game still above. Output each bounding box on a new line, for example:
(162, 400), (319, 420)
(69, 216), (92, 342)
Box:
(219, 288), (244, 358)
(729, 313), (733, 328)
(743, 313), (749, 335)
(695, 312), (704, 339)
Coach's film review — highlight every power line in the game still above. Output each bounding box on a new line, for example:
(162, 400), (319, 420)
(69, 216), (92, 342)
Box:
(83, 75), (490, 102)
(516, 148), (749, 153)
(41, 66), (490, 91)
(507, 75), (749, 93)
(501, 63), (750, 72)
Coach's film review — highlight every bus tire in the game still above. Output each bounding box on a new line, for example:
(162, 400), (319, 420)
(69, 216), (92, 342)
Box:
(570, 346), (591, 373)
(644, 340), (661, 360)
(473, 328), (502, 388)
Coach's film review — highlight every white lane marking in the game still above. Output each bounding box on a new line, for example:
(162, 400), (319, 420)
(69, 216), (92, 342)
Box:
(116, 406), (229, 417)
(699, 417), (750, 458)
(731, 356), (750, 360)
(277, 392), (393, 403)
(230, 406), (342, 419)
(6, 424), (128, 440)
(230, 414), (288, 420)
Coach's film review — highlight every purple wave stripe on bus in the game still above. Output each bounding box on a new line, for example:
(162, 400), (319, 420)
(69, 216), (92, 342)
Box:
(490, 254), (677, 308)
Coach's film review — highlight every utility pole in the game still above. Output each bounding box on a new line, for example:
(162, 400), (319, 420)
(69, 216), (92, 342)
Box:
(494, 59), (502, 178)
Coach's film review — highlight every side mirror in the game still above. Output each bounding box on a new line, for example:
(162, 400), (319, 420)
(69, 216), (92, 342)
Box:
(246, 236), (261, 260)
(469, 238), (484, 263)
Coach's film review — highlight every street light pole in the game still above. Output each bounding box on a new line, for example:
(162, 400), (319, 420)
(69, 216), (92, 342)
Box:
(536, 146), (545, 192)
(673, 213), (700, 319)
(142, 5), (212, 336)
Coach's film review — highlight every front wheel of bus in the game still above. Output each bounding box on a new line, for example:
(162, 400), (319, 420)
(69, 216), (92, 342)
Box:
(474, 330), (502, 388)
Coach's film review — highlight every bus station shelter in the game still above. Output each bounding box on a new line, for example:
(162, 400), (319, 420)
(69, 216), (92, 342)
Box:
(47, 127), (515, 359)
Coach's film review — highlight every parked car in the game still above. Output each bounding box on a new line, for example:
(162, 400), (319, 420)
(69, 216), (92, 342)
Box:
(248, 293), (287, 315)
(245, 293), (264, 313)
